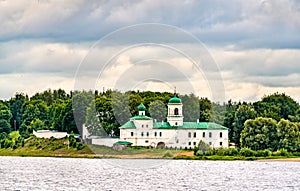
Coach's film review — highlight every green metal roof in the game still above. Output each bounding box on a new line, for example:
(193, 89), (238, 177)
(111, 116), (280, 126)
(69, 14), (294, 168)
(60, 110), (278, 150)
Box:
(168, 96), (182, 104)
(138, 102), (146, 111)
(120, 120), (228, 130)
(120, 121), (135, 129)
(114, 141), (132, 145)
(130, 115), (152, 120)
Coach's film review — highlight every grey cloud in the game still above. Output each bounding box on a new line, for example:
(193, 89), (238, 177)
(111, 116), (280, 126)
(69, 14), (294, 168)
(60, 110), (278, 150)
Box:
(0, 0), (299, 49)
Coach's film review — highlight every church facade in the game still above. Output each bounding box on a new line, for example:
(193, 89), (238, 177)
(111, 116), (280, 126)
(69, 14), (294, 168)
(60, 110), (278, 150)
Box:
(119, 96), (229, 149)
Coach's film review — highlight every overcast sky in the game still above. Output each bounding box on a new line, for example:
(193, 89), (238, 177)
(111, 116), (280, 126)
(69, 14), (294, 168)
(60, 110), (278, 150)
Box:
(0, 0), (300, 102)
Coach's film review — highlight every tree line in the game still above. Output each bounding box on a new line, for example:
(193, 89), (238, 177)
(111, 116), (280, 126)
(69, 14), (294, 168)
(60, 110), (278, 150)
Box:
(0, 89), (299, 151)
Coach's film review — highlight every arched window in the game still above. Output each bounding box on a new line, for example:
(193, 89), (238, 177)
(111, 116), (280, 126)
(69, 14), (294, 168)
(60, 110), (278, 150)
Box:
(174, 108), (179, 115)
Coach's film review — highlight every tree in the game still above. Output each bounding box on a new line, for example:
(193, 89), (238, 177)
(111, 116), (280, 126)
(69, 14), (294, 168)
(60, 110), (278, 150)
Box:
(194, 140), (211, 156)
(0, 102), (12, 134)
(199, 97), (211, 122)
(9, 93), (28, 130)
(254, 93), (299, 121)
(233, 104), (257, 145)
(111, 91), (131, 125)
(277, 119), (300, 152)
(94, 96), (119, 136)
(61, 100), (77, 133)
(29, 118), (45, 131)
(72, 91), (94, 135)
(223, 100), (238, 142)
(241, 117), (278, 151)
(182, 93), (199, 122)
(210, 102), (226, 125)
(85, 101), (105, 136)
(149, 100), (167, 122)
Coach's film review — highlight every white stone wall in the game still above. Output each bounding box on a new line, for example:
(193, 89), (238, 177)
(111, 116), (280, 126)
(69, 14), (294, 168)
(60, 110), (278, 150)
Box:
(120, 128), (229, 149)
(33, 130), (68, 139)
(91, 138), (119, 147)
(132, 119), (153, 129)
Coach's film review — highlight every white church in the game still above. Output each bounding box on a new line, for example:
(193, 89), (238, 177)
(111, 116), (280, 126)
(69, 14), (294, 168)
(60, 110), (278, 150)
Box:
(118, 96), (229, 149)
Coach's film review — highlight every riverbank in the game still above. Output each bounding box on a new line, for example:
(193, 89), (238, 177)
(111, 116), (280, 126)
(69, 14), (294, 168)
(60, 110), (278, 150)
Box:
(1, 145), (299, 162)
(0, 136), (299, 161)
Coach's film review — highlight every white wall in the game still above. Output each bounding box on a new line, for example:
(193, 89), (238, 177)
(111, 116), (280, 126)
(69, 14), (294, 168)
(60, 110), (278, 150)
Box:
(120, 128), (229, 149)
(91, 138), (119, 147)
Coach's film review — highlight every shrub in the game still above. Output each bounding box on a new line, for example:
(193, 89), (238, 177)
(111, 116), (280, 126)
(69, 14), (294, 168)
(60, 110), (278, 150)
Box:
(272, 149), (291, 156)
(240, 148), (256, 157)
(255, 149), (271, 157)
(163, 151), (173, 158)
(76, 142), (85, 150)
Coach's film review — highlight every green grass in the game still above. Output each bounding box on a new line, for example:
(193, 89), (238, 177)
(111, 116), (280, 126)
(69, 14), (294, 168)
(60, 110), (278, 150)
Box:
(0, 136), (299, 161)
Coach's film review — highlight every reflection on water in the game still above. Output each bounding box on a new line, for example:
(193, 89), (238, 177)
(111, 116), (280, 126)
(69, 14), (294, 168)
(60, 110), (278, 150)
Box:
(0, 156), (299, 191)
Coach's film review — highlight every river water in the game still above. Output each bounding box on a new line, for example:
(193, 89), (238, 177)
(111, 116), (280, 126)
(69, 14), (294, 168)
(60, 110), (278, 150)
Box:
(0, 156), (299, 191)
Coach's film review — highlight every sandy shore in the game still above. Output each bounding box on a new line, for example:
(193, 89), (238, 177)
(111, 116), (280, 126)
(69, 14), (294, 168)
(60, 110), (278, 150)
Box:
(258, 158), (300, 162)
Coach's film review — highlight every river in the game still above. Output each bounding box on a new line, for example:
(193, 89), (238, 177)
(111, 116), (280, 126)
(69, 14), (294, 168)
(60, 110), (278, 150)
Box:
(0, 156), (299, 190)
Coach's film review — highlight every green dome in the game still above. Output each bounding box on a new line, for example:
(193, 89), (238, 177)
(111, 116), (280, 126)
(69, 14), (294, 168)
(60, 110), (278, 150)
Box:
(138, 102), (146, 111)
(168, 96), (182, 103)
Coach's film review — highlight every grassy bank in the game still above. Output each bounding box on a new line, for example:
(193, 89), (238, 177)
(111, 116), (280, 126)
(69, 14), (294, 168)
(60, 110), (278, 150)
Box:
(0, 136), (184, 159)
(0, 136), (299, 161)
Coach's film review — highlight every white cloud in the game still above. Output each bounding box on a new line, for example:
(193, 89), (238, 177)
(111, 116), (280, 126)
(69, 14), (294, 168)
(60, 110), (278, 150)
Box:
(0, 0), (300, 102)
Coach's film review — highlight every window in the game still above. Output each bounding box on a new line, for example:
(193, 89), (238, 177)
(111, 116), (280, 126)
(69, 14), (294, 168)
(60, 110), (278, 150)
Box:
(145, 140), (149, 143)
(146, 124), (148, 128)
(154, 132), (157, 137)
(142, 125), (144, 128)
(175, 122), (178, 126)
(131, 132), (134, 136)
(174, 108), (179, 115)
(220, 132), (223, 138)
(209, 132), (212, 138)
(176, 139), (179, 143)
(193, 132), (196, 138)
(209, 142), (212, 145)
(188, 132), (191, 138)
(146, 132), (149, 136)
(220, 142), (223, 146)
(193, 142), (196, 146)
(141, 132), (144, 137)
(188, 142), (191, 145)
(202, 132), (205, 138)
(159, 132), (162, 137)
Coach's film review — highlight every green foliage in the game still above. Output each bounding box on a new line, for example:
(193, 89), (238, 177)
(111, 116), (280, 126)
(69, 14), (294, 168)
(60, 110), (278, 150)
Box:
(199, 97), (211, 122)
(0, 89), (299, 155)
(272, 149), (292, 157)
(68, 134), (77, 148)
(0, 102), (12, 134)
(254, 93), (299, 121)
(29, 118), (44, 131)
(277, 119), (300, 152)
(239, 148), (256, 157)
(149, 100), (167, 122)
(163, 151), (173, 158)
(241, 117), (278, 151)
(85, 101), (103, 136)
(233, 104), (257, 145)
(182, 93), (199, 122)
(194, 140), (211, 156)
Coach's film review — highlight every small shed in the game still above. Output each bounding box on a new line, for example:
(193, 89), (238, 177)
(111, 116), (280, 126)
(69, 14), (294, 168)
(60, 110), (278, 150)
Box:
(112, 141), (132, 151)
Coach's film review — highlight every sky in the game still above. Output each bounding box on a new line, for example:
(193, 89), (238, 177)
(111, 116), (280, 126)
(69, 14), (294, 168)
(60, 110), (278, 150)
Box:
(0, 0), (300, 102)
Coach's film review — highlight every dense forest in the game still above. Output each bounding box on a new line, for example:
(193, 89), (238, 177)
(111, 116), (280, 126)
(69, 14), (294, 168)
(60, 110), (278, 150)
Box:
(0, 89), (299, 152)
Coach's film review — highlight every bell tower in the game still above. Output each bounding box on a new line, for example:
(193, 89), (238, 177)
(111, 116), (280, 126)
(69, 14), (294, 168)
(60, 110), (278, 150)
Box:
(167, 94), (183, 126)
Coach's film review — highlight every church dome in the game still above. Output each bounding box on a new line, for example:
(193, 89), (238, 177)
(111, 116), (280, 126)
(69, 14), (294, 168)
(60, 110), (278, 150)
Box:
(138, 102), (146, 111)
(168, 96), (182, 104)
